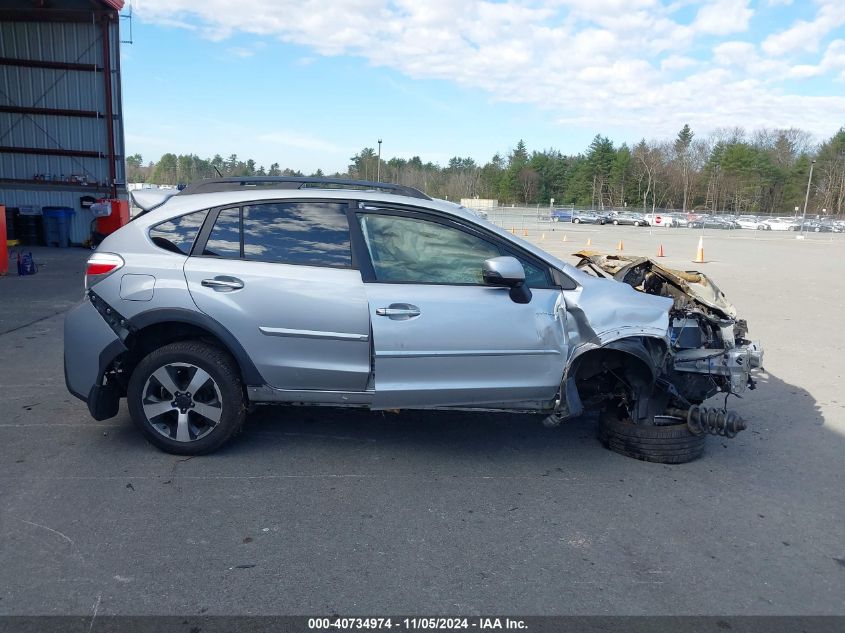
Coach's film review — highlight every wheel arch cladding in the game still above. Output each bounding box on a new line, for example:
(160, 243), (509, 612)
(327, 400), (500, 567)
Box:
(569, 336), (666, 384)
(127, 308), (265, 386)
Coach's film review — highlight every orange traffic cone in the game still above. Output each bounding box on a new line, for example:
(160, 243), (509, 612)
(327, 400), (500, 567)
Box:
(693, 236), (705, 263)
(657, 244), (665, 257)
(617, 240), (624, 251)
(523, 228), (528, 237)
(586, 238), (592, 246)
(510, 227), (515, 234)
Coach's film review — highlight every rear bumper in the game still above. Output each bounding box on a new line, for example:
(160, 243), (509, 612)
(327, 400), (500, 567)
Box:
(64, 299), (127, 419)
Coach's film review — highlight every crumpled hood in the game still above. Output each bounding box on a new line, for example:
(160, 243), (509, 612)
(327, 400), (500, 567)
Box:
(571, 251), (738, 321)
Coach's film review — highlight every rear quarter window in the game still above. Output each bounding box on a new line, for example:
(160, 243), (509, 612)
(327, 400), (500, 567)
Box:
(149, 210), (208, 255)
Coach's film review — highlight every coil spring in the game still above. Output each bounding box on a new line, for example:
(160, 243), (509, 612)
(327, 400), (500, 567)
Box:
(686, 405), (746, 438)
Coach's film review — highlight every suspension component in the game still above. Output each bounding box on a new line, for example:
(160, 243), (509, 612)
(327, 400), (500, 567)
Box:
(667, 405), (747, 438)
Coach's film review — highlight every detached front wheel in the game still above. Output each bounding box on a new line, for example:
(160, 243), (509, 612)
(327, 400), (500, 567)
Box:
(127, 341), (246, 455)
(598, 413), (705, 464)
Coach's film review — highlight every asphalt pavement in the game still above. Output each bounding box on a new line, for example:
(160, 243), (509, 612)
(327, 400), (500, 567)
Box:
(0, 234), (843, 616)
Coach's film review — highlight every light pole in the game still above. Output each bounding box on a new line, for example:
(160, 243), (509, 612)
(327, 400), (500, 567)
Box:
(377, 139), (382, 182)
(801, 159), (815, 234)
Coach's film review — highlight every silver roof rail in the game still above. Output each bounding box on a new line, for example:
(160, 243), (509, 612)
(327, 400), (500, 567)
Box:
(177, 177), (431, 200)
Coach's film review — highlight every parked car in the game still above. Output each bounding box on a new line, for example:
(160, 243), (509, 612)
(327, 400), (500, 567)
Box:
(763, 217), (800, 231)
(644, 213), (675, 227)
(572, 210), (603, 224)
(668, 213), (689, 227)
(550, 208), (573, 222)
(689, 216), (735, 229)
(736, 216), (768, 230)
(610, 213), (649, 226)
(804, 220), (834, 232)
(65, 177), (762, 462)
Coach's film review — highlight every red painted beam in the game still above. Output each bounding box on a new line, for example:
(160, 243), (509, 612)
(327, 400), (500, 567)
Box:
(101, 14), (118, 199)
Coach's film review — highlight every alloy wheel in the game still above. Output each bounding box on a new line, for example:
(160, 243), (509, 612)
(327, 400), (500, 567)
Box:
(141, 362), (223, 442)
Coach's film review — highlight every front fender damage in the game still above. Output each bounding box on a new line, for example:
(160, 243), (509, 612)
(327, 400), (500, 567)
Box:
(545, 251), (764, 441)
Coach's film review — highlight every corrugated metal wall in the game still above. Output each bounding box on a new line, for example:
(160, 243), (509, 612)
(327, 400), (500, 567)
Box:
(0, 3), (125, 245)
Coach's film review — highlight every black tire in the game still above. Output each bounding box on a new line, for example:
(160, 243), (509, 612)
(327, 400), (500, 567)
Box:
(598, 414), (705, 464)
(127, 341), (247, 455)
(634, 221), (640, 226)
(574, 218), (581, 224)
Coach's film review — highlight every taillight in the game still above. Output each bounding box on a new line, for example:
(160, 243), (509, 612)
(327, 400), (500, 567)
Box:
(85, 252), (124, 289)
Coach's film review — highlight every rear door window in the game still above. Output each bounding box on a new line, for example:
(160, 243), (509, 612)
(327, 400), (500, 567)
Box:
(199, 201), (352, 268)
(243, 202), (351, 267)
(149, 210), (208, 255)
(203, 208), (241, 258)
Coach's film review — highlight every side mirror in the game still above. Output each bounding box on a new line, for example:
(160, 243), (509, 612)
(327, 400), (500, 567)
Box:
(482, 256), (524, 287)
(482, 256), (532, 304)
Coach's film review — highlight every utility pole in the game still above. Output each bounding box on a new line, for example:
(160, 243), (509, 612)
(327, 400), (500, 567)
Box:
(801, 159), (815, 234)
(377, 139), (382, 182)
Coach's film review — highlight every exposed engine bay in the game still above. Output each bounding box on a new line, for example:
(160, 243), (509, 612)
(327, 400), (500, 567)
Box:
(566, 251), (764, 444)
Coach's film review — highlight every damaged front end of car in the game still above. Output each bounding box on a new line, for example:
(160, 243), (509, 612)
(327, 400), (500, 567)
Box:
(547, 251), (763, 462)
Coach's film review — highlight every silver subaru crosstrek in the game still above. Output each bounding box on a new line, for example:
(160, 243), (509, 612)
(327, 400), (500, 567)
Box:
(64, 177), (762, 461)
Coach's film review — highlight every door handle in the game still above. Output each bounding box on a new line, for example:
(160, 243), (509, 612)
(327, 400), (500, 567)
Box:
(201, 276), (244, 291)
(376, 303), (420, 320)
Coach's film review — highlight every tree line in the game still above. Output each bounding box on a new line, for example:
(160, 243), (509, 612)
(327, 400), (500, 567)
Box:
(127, 125), (845, 216)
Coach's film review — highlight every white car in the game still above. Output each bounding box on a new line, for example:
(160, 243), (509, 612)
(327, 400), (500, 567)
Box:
(736, 216), (767, 230)
(644, 213), (675, 227)
(763, 218), (799, 231)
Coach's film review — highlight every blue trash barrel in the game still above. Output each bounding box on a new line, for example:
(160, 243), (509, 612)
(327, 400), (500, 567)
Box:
(42, 207), (75, 248)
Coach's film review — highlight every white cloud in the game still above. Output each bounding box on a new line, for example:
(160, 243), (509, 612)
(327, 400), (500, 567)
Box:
(712, 41), (756, 66)
(131, 0), (845, 142)
(762, 0), (845, 56)
(693, 0), (753, 35)
(660, 55), (698, 72)
(787, 64), (823, 78)
(786, 39), (845, 80)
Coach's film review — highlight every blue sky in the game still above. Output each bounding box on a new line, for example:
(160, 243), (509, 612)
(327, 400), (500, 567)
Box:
(123, 0), (845, 174)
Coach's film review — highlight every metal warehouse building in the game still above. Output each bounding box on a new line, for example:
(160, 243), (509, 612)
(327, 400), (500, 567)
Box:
(1, 0), (125, 245)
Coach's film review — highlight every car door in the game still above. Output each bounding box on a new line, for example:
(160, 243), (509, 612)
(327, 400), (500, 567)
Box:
(183, 200), (371, 394)
(353, 208), (567, 409)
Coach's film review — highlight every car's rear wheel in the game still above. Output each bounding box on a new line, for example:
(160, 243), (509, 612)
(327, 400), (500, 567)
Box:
(613, 220), (619, 225)
(127, 341), (246, 455)
(598, 412), (706, 464)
